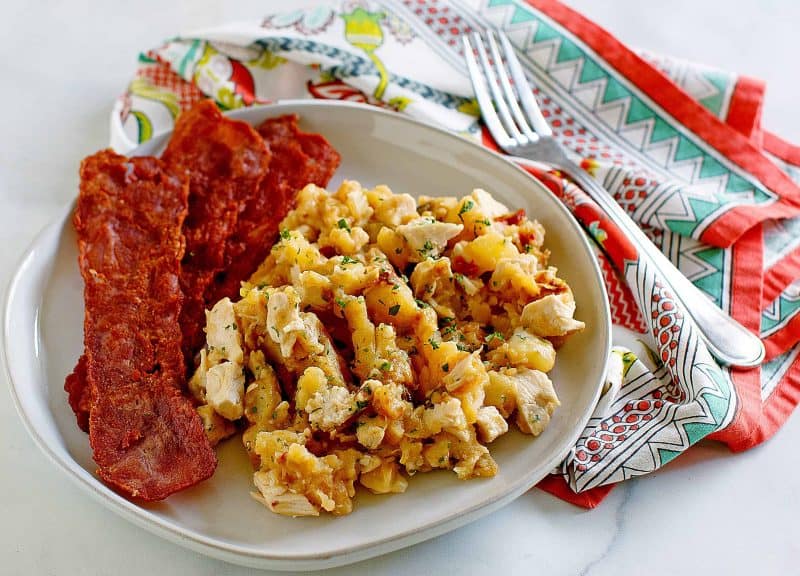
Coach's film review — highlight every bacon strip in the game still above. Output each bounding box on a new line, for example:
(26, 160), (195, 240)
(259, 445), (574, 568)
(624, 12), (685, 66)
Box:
(64, 354), (90, 432)
(75, 150), (216, 500)
(161, 100), (272, 364)
(205, 114), (341, 304)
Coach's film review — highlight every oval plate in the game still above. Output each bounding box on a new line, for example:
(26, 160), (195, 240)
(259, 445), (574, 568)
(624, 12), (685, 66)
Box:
(4, 101), (610, 571)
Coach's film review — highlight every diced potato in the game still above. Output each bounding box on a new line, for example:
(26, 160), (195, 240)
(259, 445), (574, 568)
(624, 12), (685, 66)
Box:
(336, 180), (374, 226)
(366, 185), (418, 227)
(296, 270), (332, 309)
(359, 460), (408, 494)
(484, 370), (517, 418)
(506, 328), (556, 372)
(363, 281), (418, 329)
(399, 438), (426, 474)
(295, 366), (327, 412)
(244, 353), (282, 426)
(330, 258), (380, 294)
(423, 435), (451, 468)
(358, 453), (383, 474)
(376, 227), (409, 269)
(487, 328), (556, 373)
(451, 230), (519, 274)
(417, 195), (459, 221)
(272, 229), (326, 272)
(324, 226), (370, 255)
(254, 429), (306, 457)
(343, 297), (377, 380)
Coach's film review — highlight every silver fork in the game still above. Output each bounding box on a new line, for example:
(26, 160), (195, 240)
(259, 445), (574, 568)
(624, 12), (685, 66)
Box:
(464, 31), (764, 368)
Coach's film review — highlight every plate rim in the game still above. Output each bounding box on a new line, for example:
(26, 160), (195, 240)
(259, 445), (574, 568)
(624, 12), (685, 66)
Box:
(3, 99), (611, 570)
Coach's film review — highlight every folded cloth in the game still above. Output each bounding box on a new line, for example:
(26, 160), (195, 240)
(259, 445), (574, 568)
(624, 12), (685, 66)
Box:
(110, 0), (800, 508)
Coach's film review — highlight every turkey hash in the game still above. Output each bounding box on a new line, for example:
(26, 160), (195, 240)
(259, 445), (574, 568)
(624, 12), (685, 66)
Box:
(189, 180), (585, 516)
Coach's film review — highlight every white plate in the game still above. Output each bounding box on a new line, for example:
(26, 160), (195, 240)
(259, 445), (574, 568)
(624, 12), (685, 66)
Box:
(4, 101), (610, 571)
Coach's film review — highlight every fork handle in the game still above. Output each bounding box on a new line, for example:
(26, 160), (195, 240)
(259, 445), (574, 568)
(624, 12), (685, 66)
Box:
(518, 157), (765, 368)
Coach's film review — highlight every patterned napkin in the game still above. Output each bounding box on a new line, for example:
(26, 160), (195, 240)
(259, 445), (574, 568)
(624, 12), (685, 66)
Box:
(110, 0), (800, 508)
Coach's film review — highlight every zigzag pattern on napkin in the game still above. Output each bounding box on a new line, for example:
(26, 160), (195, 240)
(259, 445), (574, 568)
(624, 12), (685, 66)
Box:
(476, 0), (776, 240)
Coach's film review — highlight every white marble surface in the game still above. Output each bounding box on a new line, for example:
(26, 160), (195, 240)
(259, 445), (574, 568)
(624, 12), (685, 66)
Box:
(1, 1), (798, 574)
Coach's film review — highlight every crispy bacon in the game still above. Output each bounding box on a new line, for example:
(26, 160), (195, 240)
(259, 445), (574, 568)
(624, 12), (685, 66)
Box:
(495, 208), (526, 226)
(64, 354), (90, 432)
(75, 150), (216, 500)
(205, 114), (341, 305)
(161, 100), (272, 365)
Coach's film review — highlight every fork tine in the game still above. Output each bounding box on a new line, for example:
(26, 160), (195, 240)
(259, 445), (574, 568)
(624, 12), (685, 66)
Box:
(497, 32), (552, 137)
(471, 32), (526, 143)
(486, 31), (538, 142)
(463, 34), (512, 148)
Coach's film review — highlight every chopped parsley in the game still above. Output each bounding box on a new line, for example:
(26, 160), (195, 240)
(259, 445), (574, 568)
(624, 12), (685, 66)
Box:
(279, 229), (291, 240)
(337, 218), (351, 232)
(388, 304), (401, 316)
(457, 199), (474, 221)
(417, 240), (435, 258)
(414, 298), (429, 309)
(486, 331), (505, 343)
(379, 361), (392, 372)
(335, 297), (348, 309)
(428, 337), (440, 350)
(356, 400), (370, 411)
(341, 255), (358, 264)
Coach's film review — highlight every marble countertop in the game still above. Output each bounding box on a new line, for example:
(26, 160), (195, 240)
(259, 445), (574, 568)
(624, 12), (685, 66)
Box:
(2, 1), (798, 574)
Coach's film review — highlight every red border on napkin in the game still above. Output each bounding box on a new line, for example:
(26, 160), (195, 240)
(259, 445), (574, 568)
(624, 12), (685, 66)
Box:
(726, 76), (765, 143)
